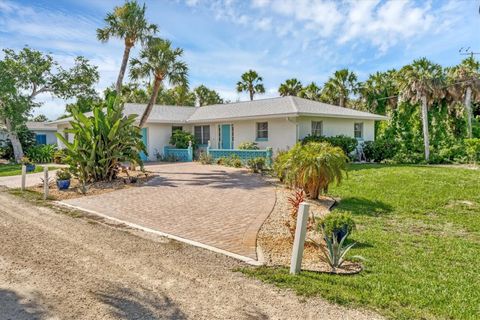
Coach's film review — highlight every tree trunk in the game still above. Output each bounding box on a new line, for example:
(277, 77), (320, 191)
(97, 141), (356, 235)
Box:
(4, 118), (24, 162)
(249, 89), (254, 101)
(465, 86), (473, 139)
(115, 45), (132, 94)
(139, 78), (162, 128)
(339, 95), (345, 108)
(420, 95), (430, 162)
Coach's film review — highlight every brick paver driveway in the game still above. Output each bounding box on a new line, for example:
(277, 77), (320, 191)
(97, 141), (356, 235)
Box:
(61, 163), (276, 260)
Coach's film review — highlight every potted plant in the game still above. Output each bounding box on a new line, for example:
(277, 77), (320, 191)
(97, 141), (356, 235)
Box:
(318, 211), (356, 242)
(56, 169), (72, 190)
(21, 156), (36, 172)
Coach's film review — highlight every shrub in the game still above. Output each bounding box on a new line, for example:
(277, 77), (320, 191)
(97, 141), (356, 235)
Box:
(285, 189), (316, 238)
(56, 95), (146, 184)
(20, 156), (32, 165)
(316, 228), (357, 271)
(53, 149), (66, 164)
(170, 130), (196, 149)
(247, 157), (265, 173)
(317, 211), (356, 241)
(272, 150), (289, 181)
(25, 144), (56, 163)
(238, 141), (259, 150)
(302, 134), (357, 156)
(217, 155), (242, 168)
(199, 152), (213, 165)
(362, 140), (397, 162)
(56, 168), (72, 180)
(279, 142), (348, 199)
(464, 138), (480, 164)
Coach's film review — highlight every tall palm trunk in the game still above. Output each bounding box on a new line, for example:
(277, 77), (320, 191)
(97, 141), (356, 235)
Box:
(339, 95), (345, 108)
(139, 77), (161, 128)
(115, 44), (132, 93)
(249, 85), (254, 101)
(465, 86), (473, 138)
(420, 95), (430, 162)
(4, 118), (24, 162)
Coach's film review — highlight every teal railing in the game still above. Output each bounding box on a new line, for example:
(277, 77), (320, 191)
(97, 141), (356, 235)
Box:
(207, 141), (272, 166)
(163, 141), (193, 162)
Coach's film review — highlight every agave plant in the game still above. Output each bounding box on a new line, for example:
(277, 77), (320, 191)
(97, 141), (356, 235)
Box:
(316, 228), (356, 271)
(56, 95), (146, 185)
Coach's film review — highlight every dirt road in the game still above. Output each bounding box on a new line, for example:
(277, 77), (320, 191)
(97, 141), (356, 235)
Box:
(0, 190), (381, 320)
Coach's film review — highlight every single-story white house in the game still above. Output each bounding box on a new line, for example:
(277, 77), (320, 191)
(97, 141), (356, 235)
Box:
(0, 121), (57, 146)
(50, 96), (387, 161)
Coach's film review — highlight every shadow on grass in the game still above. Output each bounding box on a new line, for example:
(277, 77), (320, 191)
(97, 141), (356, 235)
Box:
(332, 197), (393, 216)
(96, 286), (186, 320)
(0, 289), (48, 320)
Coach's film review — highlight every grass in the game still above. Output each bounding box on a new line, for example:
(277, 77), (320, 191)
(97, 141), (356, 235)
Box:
(0, 164), (57, 177)
(242, 164), (480, 319)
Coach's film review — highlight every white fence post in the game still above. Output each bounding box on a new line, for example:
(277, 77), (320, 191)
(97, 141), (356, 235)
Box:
(43, 166), (49, 200)
(21, 165), (26, 191)
(290, 202), (310, 275)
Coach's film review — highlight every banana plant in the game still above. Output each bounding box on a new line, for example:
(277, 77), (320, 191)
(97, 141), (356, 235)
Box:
(56, 94), (146, 185)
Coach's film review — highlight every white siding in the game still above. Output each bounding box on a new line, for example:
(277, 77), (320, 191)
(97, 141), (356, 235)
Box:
(297, 117), (375, 141)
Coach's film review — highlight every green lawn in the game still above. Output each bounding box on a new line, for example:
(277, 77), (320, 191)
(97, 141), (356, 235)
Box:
(0, 164), (51, 177)
(242, 164), (480, 319)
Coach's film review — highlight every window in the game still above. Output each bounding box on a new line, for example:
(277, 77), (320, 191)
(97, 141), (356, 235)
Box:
(354, 122), (363, 139)
(35, 134), (47, 145)
(311, 121), (323, 136)
(256, 122), (268, 140)
(172, 126), (183, 134)
(194, 125), (210, 145)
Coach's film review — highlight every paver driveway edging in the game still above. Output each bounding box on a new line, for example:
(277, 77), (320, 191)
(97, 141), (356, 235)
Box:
(57, 163), (276, 264)
(56, 201), (263, 265)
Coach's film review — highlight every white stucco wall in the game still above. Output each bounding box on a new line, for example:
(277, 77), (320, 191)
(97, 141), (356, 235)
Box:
(143, 123), (193, 161)
(297, 117), (375, 141)
(33, 130), (57, 145)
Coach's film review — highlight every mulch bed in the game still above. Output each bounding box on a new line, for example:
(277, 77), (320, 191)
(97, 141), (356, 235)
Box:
(257, 181), (362, 275)
(29, 169), (156, 201)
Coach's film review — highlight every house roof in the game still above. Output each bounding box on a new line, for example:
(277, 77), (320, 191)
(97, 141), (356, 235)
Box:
(49, 96), (388, 125)
(25, 121), (57, 131)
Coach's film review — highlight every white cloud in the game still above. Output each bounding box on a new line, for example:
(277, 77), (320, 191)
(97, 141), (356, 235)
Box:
(251, 0), (270, 8)
(255, 17), (272, 30)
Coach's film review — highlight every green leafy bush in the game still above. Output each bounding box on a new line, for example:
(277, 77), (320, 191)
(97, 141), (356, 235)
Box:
(362, 140), (397, 162)
(302, 134), (357, 156)
(217, 155), (242, 168)
(25, 144), (56, 163)
(317, 210), (356, 240)
(56, 95), (146, 183)
(170, 130), (196, 149)
(316, 228), (357, 271)
(464, 138), (480, 164)
(53, 149), (66, 164)
(55, 168), (71, 180)
(275, 142), (348, 199)
(238, 141), (259, 150)
(272, 150), (289, 181)
(247, 157), (265, 173)
(199, 152), (213, 164)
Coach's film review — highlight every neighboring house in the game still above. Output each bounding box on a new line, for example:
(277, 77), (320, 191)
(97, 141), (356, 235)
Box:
(50, 96), (387, 161)
(26, 121), (58, 145)
(0, 121), (57, 146)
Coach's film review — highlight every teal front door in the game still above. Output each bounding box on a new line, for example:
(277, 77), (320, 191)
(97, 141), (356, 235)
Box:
(140, 127), (148, 161)
(221, 124), (231, 149)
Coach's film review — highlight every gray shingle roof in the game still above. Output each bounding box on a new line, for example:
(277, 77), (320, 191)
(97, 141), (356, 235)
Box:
(49, 96), (387, 125)
(26, 121), (57, 131)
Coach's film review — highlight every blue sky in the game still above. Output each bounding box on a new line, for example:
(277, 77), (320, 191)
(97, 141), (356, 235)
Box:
(0, 0), (479, 119)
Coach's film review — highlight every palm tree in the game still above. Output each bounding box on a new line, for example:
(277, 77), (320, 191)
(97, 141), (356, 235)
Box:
(236, 70), (265, 101)
(397, 58), (445, 161)
(278, 78), (303, 96)
(321, 69), (358, 108)
(446, 57), (480, 138)
(129, 37), (188, 127)
(97, 1), (157, 93)
(298, 82), (322, 101)
(358, 70), (398, 114)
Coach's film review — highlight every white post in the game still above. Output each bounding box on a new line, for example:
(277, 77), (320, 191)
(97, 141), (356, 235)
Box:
(21, 165), (26, 191)
(43, 166), (49, 200)
(290, 202), (310, 275)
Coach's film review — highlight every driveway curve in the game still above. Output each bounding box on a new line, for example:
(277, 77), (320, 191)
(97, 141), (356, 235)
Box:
(61, 163), (276, 260)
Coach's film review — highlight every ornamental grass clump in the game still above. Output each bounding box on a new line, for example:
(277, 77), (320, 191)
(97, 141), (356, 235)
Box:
(276, 142), (348, 199)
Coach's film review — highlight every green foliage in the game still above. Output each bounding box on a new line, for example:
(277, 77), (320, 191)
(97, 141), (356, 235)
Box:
(20, 156), (32, 165)
(55, 168), (71, 181)
(317, 210), (356, 238)
(199, 152), (213, 165)
(301, 134), (357, 157)
(194, 85), (224, 106)
(236, 70), (265, 100)
(238, 141), (259, 150)
(25, 144), (56, 163)
(277, 142), (348, 199)
(278, 78), (303, 97)
(362, 140), (397, 162)
(56, 95), (146, 183)
(247, 157), (265, 173)
(317, 230), (356, 271)
(53, 149), (67, 164)
(169, 130), (195, 149)
(0, 125), (35, 160)
(217, 155), (242, 168)
(464, 138), (480, 163)
(272, 150), (289, 181)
